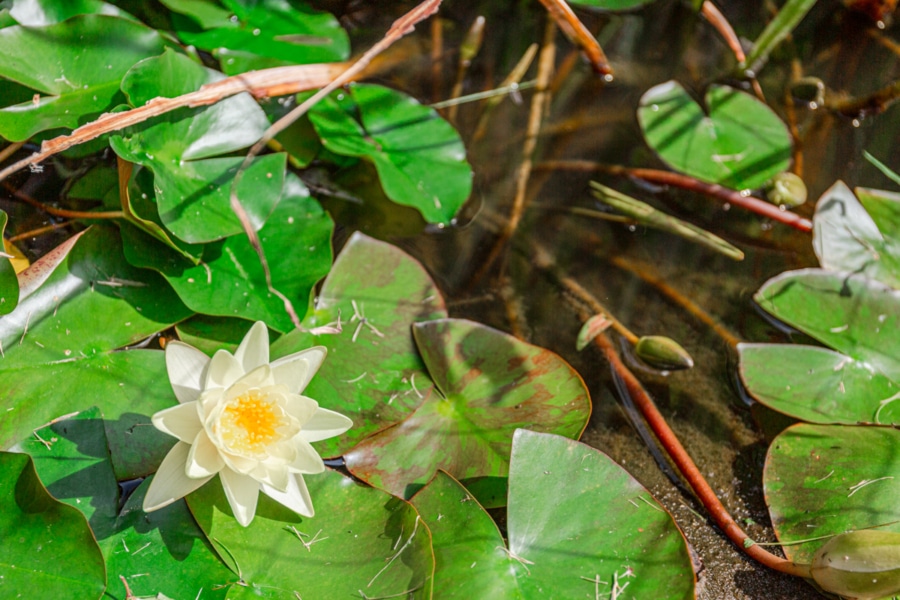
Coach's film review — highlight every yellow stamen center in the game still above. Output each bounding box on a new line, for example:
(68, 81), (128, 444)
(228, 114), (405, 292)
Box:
(219, 390), (286, 454)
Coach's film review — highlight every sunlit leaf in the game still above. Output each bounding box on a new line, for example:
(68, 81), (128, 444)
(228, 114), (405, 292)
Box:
(765, 424), (900, 564)
(271, 232), (447, 456)
(344, 319), (591, 502)
(122, 174), (333, 333)
(739, 343), (900, 425)
(638, 80), (791, 190)
(0, 14), (169, 140)
(813, 181), (900, 289)
(308, 83), (472, 224)
(187, 468), (434, 599)
(161, 0), (349, 75)
(0, 451), (106, 598)
(110, 48), (281, 244)
(3, 0), (137, 26)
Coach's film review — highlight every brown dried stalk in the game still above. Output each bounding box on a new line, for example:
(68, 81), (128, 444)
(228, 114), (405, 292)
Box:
(536, 0), (612, 75)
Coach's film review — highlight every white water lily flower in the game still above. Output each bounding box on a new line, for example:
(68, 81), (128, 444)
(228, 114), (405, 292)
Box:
(143, 321), (352, 526)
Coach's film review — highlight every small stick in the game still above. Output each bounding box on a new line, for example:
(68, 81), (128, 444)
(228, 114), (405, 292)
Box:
(701, 2), (765, 101)
(447, 15), (486, 123)
(1, 181), (123, 220)
(534, 160), (813, 232)
(536, 0), (612, 75)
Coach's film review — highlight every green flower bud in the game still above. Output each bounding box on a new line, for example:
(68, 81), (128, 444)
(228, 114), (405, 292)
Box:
(634, 336), (694, 371)
(811, 530), (900, 599)
(764, 172), (808, 208)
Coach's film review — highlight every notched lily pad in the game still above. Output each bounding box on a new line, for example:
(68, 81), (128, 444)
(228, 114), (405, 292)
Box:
(344, 318), (591, 503)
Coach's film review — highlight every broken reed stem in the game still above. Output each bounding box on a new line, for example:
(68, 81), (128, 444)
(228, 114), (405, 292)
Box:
(447, 15), (486, 124)
(536, 0), (612, 75)
(701, 1), (765, 101)
(535, 160), (813, 232)
(470, 17), (557, 286)
(588, 328), (811, 578)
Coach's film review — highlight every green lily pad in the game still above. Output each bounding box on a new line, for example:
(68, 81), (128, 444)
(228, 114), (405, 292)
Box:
(270, 232), (447, 457)
(3, 0), (136, 26)
(739, 343), (900, 425)
(754, 268), (900, 380)
(0, 209), (18, 315)
(308, 83), (472, 224)
(0, 451), (106, 598)
(121, 174), (333, 334)
(637, 80), (792, 190)
(110, 48), (282, 244)
(0, 14), (169, 141)
(161, 0), (349, 75)
(16, 407), (232, 599)
(764, 424), (900, 564)
(813, 182), (900, 289)
(187, 468), (434, 599)
(343, 319), (591, 501)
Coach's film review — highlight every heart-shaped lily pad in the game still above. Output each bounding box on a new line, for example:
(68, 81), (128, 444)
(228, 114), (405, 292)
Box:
(764, 424), (900, 565)
(343, 319), (591, 502)
(638, 80), (792, 190)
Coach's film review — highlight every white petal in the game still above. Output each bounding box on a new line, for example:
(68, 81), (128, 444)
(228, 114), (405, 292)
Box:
(261, 473), (314, 517)
(143, 442), (212, 512)
(234, 321), (269, 374)
(166, 342), (210, 404)
(284, 394), (318, 425)
(151, 402), (202, 443)
(220, 467), (260, 527)
(300, 407), (353, 443)
(270, 346), (326, 393)
(219, 450), (258, 475)
(206, 350), (244, 390)
(288, 438), (325, 474)
(228, 364), (273, 395)
(186, 430), (225, 478)
(251, 462), (290, 492)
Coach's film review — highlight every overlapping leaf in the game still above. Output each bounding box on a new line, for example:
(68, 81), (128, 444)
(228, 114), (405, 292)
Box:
(2, 0), (136, 26)
(0, 14), (169, 140)
(160, 0), (349, 75)
(638, 80), (791, 190)
(308, 84), (473, 224)
(344, 319), (591, 502)
(0, 209), (18, 315)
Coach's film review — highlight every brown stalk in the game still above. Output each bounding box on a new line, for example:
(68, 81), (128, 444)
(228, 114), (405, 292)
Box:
(1, 181), (123, 220)
(536, 0), (612, 75)
(701, 1), (765, 101)
(535, 160), (813, 232)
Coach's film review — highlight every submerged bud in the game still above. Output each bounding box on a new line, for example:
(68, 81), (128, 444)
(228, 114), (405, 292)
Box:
(634, 336), (694, 371)
(811, 530), (900, 599)
(764, 172), (808, 208)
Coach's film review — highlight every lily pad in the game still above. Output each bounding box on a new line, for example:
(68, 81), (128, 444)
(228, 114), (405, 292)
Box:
(814, 181), (900, 289)
(271, 232), (448, 456)
(0, 14), (169, 140)
(16, 407), (232, 599)
(110, 48), (282, 244)
(638, 80), (792, 190)
(343, 319), (591, 501)
(0, 451), (106, 598)
(4, 0), (136, 26)
(121, 174), (333, 334)
(187, 468), (434, 599)
(0, 209), (18, 314)
(739, 343), (900, 425)
(161, 0), (349, 75)
(754, 268), (900, 380)
(308, 83), (473, 224)
(764, 424), (900, 564)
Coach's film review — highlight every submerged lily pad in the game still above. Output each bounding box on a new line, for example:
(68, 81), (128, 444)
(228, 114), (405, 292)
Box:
(344, 319), (591, 502)
(0, 451), (106, 598)
(638, 80), (791, 190)
(764, 424), (900, 564)
(187, 468), (433, 599)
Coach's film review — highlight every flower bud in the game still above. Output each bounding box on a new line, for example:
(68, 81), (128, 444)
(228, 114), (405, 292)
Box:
(634, 336), (694, 371)
(811, 530), (900, 599)
(764, 172), (808, 208)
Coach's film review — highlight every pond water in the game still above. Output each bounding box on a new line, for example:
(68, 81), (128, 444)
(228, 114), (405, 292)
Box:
(337, 1), (900, 597)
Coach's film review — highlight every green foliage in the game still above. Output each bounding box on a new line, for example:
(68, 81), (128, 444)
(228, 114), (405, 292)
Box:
(0, 209), (18, 314)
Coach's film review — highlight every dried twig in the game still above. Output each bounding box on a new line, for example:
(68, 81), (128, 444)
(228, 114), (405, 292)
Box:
(536, 0), (612, 75)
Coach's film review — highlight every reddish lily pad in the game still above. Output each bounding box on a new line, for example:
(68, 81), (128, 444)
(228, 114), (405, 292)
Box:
(343, 319), (591, 502)
(764, 424), (900, 565)
(271, 232), (447, 457)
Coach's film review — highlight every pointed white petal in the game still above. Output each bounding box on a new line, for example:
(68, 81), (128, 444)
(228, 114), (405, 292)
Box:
(229, 364), (273, 394)
(220, 468), (260, 527)
(234, 321), (269, 374)
(186, 430), (225, 478)
(206, 350), (244, 390)
(261, 473), (314, 517)
(284, 394), (318, 425)
(151, 402), (202, 443)
(300, 407), (353, 443)
(220, 450), (257, 475)
(143, 442), (212, 512)
(288, 438), (325, 474)
(251, 462), (290, 492)
(166, 342), (210, 404)
(270, 346), (326, 393)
